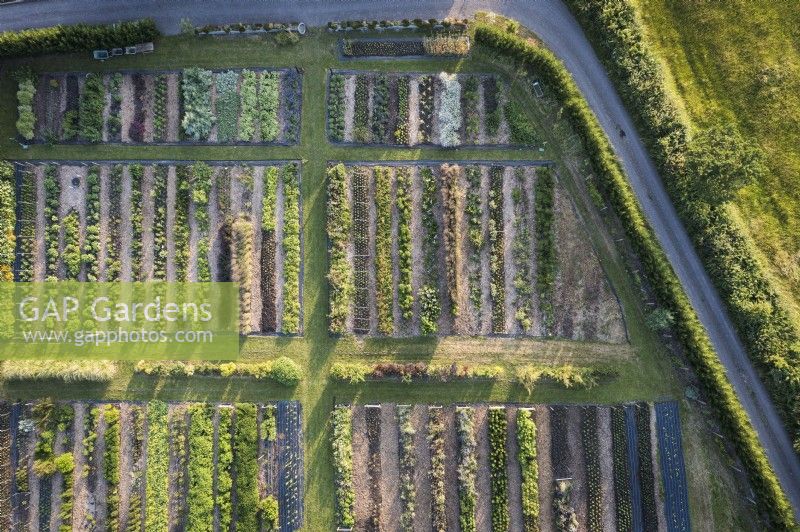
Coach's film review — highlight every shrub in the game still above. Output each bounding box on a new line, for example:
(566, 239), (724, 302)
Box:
(331, 405), (355, 528)
(437, 72), (462, 147)
(329, 361), (503, 383)
(504, 100), (537, 145)
(104, 405), (121, 530)
(259, 495), (279, 530)
(515, 364), (610, 393)
(181, 68), (214, 140)
(457, 407), (477, 532)
(429, 407), (447, 531)
(353, 76), (371, 143)
(79, 73), (105, 142)
(16, 76), (36, 140)
(0, 163), (16, 280)
(233, 403), (259, 530)
(488, 408), (509, 531)
(517, 409), (539, 531)
(268, 357), (302, 386)
(327, 164), (354, 334)
(0, 19), (159, 58)
(423, 34), (471, 55)
(328, 74), (346, 142)
(554, 479), (578, 532)
(259, 71), (280, 142)
(133, 358), (301, 385)
(145, 401), (169, 531)
(535, 168), (556, 330)
(62, 210), (81, 280)
(238, 70), (258, 141)
(215, 70), (239, 142)
(281, 163), (301, 333)
(489, 166), (505, 332)
(0, 360), (117, 382)
(187, 404), (214, 532)
(216, 407), (233, 530)
(396, 167), (414, 319)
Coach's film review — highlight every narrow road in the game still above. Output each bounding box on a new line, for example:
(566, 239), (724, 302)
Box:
(3, 0), (799, 518)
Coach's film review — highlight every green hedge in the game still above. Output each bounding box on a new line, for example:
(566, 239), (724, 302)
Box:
(562, 0), (800, 456)
(473, 22), (796, 529)
(0, 162), (15, 281)
(0, 19), (158, 58)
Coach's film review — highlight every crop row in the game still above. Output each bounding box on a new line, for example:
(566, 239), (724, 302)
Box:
(488, 408), (509, 531)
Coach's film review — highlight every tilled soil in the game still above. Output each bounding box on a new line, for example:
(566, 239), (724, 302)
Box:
(120, 165), (133, 282)
(71, 403), (89, 530)
(412, 405), (433, 532)
(552, 186), (627, 343)
(474, 405), (492, 532)
(251, 166), (265, 332)
(597, 407), (617, 532)
(380, 404), (401, 532)
(536, 406), (555, 532)
(343, 75), (356, 142)
(567, 406), (589, 528)
(650, 404), (668, 532)
(443, 406), (460, 532)
(166, 74), (181, 142)
(505, 406), (525, 531)
(351, 405), (371, 530)
(120, 74), (134, 143)
(502, 166), (519, 334)
(140, 165), (156, 280)
(408, 77), (420, 146)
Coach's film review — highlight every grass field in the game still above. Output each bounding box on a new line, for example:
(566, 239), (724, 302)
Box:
(633, 0), (800, 325)
(0, 27), (760, 530)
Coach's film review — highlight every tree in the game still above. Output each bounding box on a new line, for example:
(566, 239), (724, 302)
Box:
(685, 123), (764, 204)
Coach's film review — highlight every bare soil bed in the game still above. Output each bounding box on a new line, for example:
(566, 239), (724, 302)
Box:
(328, 162), (625, 342)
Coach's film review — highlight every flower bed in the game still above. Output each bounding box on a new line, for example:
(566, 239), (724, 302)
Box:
(517, 409), (539, 531)
(582, 406), (603, 532)
(28, 68), (300, 145)
(328, 70), (531, 147)
(331, 405), (355, 529)
(326, 163), (354, 334)
(374, 166), (394, 335)
(397, 405), (416, 530)
(281, 163), (302, 333)
(489, 166), (506, 333)
(611, 406), (633, 531)
(488, 408), (509, 531)
(428, 407), (447, 531)
(145, 401), (169, 531)
(329, 361), (504, 383)
(457, 407), (477, 532)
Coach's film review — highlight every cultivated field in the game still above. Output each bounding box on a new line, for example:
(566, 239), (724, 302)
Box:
(327, 70), (537, 147)
(326, 162), (625, 340)
(331, 401), (690, 532)
(1, 399), (303, 532)
(29, 68), (301, 145)
(13, 161), (303, 334)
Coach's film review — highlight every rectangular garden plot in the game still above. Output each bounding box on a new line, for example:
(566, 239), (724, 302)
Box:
(3, 399), (304, 532)
(28, 68), (301, 145)
(331, 402), (677, 532)
(326, 162), (625, 341)
(11, 160), (303, 335)
(327, 70), (538, 147)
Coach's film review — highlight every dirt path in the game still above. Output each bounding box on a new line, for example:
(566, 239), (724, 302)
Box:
(343, 75), (355, 142)
(141, 165), (155, 280)
(143, 74), (155, 142)
(479, 166), (492, 334)
(597, 407), (616, 532)
(527, 168), (543, 336)
(94, 407), (109, 529)
(443, 406), (460, 532)
(650, 404), (667, 532)
(49, 424), (65, 531)
(567, 406), (588, 528)
(251, 166), (265, 332)
(166, 74), (180, 142)
(118, 404), (133, 530)
(72, 403), (88, 531)
(351, 405), (370, 529)
(502, 166), (518, 334)
(408, 76), (420, 146)
(120, 74), (134, 143)
(413, 405), (432, 532)
(120, 165), (133, 281)
(536, 406), (554, 532)
(474, 405), (492, 532)
(506, 406), (525, 531)
(380, 404), (401, 532)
